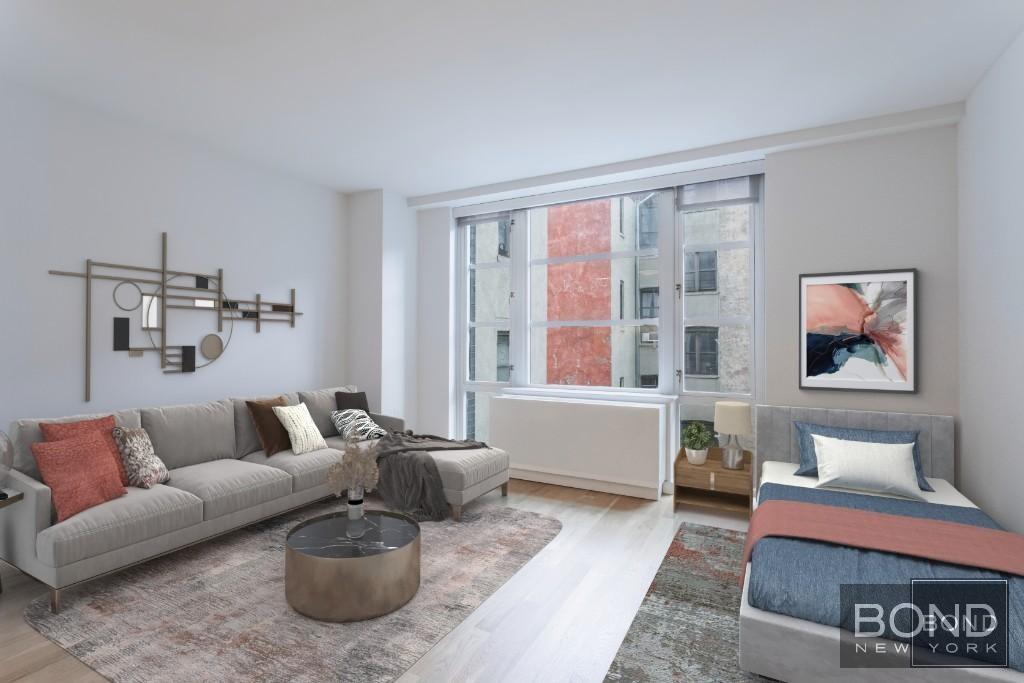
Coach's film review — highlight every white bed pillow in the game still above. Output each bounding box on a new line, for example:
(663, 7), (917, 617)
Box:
(811, 434), (926, 501)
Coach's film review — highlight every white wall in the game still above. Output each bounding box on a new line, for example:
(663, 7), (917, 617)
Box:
(345, 189), (418, 422)
(958, 30), (1024, 532)
(763, 126), (960, 418)
(0, 81), (349, 427)
(345, 190), (384, 411)
(415, 207), (456, 436)
(381, 190), (418, 424)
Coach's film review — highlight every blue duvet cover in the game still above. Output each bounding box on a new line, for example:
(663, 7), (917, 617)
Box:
(747, 483), (1024, 671)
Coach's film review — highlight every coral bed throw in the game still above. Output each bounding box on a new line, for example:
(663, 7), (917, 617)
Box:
(740, 499), (1024, 586)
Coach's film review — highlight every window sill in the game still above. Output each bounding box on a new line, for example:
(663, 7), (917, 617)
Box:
(502, 386), (677, 405)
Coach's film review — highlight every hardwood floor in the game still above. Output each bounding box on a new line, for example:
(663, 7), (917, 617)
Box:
(0, 480), (748, 683)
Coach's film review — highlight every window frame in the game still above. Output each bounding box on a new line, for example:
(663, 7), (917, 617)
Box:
(452, 162), (764, 440)
(521, 189), (674, 392)
(674, 174), (762, 400)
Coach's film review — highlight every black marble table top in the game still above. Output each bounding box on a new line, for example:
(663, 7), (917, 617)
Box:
(286, 510), (420, 559)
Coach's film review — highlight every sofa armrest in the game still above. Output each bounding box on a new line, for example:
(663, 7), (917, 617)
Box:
(370, 413), (405, 434)
(0, 469), (53, 570)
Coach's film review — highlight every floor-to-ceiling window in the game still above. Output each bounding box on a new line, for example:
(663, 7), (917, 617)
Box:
(455, 168), (763, 442)
(676, 175), (762, 441)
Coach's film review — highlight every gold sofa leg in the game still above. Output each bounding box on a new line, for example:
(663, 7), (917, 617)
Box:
(50, 588), (61, 614)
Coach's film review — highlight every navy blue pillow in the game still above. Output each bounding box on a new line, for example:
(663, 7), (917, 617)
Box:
(793, 421), (935, 492)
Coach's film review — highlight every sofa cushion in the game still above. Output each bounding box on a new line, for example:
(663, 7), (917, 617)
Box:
(431, 448), (510, 492)
(325, 436), (508, 495)
(165, 459), (292, 520)
(141, 400), (235, 469)
(242, 447), (343, 492)
(36, 484), (203, 567)
(10, 408), (141, 480)
(232, 393), (299, 458)
(298, 386), (357, 437)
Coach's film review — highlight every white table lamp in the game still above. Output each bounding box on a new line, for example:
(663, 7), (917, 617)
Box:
(714, 401), (751, 470)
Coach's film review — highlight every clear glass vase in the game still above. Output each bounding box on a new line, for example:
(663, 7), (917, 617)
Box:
(346, 485), (365, 538)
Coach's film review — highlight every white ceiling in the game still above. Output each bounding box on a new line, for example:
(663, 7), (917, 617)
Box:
(2, 1), (1023, 198)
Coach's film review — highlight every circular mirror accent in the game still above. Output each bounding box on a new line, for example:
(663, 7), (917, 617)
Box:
(200, 334), (224, 361)
(113, 281), (143, 311)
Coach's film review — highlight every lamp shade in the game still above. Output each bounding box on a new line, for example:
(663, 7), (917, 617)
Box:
(714, 401), (751, 435)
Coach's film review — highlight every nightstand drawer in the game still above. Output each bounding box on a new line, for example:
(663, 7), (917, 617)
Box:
(714, 469), (751, 496)
(678, 466), (712, 490)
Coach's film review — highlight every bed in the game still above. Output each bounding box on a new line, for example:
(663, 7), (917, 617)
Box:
(739, 405), (1024, 682)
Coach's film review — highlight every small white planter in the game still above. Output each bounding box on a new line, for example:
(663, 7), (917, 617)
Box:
(684, 448), (709, 465)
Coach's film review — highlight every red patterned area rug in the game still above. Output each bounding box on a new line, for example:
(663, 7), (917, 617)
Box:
(604, 522), (767, 682)
(24, 500), (561, 683)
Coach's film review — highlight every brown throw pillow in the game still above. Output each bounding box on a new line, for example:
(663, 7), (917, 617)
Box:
(246, 397), (292, 456)
(335, 391), (370, 414)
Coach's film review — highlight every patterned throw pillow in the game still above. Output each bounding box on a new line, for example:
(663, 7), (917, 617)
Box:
(112, 427), (170, 489)
(273, 403), (329, 455)
(331, 409), (387, 441)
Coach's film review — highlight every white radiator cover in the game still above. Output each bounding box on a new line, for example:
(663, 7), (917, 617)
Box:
(490, 395), (665, 500)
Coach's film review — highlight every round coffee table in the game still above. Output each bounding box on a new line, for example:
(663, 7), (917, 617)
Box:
(285, 510), (420, 622)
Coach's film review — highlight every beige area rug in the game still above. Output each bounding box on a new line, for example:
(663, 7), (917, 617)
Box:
(25, 500), (561, 683)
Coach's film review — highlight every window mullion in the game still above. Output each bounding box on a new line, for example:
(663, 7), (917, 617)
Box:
(510, 209), (529, 387)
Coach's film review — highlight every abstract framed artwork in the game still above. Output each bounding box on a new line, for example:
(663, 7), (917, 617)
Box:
(799, 269), (916, 392)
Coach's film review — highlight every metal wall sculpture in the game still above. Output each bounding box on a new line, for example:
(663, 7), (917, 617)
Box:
(49, 232), (301, 401)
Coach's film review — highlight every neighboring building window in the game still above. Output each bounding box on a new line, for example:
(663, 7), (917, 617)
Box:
(640, 374), (658, 388)
(497, 219), (511, 258)
(684, 251), (717, 292)
(637, 195), (657, 249)
(618, 198), (625, 237)
(496, 331), (511, 382)
(619, 376), (625, 387)
(685, 327), (719, 377)
(639, 287), (659, 319)
(619, 280), (625, 320)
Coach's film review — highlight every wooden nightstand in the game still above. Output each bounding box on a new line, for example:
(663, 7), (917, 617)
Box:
(673, 447), (752, 516)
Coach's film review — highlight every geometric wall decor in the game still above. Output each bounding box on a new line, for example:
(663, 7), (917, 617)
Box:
(49, 232), (301, 401)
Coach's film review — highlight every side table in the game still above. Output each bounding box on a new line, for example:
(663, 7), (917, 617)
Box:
(673, 447), (752, 516)
(0, 489), (24, 594)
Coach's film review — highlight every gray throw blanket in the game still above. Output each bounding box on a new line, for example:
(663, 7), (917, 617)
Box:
(373, 433), (488, 521)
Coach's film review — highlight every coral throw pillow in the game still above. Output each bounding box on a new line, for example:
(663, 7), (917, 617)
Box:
(40, 415), (129, 486)
(31, 432), (126, 521)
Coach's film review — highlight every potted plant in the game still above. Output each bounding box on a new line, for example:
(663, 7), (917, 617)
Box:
(682, 422), (714, 465)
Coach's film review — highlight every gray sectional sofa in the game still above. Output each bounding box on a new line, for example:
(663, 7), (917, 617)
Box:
(0, 387), (509, 612)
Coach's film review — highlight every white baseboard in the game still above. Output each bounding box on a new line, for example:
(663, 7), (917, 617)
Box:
(510, 467), (660, 501)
